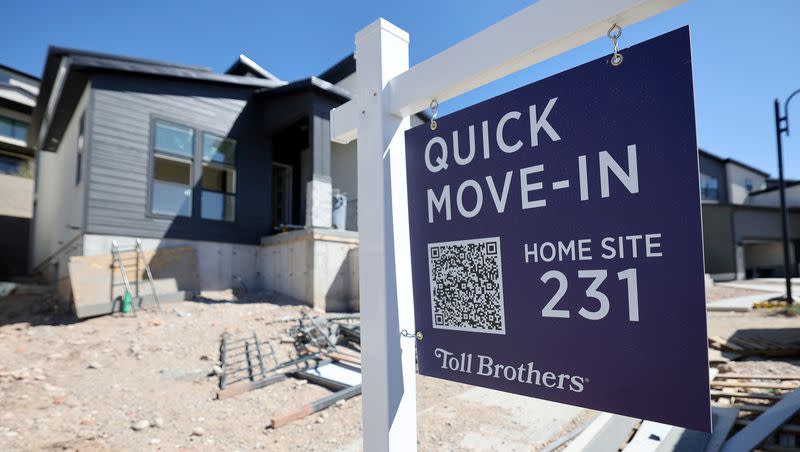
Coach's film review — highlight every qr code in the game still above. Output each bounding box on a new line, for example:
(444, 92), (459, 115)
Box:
(428, 237), (505, 334)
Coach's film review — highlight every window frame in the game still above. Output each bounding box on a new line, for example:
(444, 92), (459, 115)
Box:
(200, 131), (238, 222)
(147, 117), (196, 219)
(700, 173), (719, 202)
(0, 115), (28, 142)
(146, 116), (238, 222)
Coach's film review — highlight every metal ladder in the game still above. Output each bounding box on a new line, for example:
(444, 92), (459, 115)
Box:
(110, 239), (162, 313)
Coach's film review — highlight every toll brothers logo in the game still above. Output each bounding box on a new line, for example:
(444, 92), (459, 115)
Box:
(434, 348), (587, 393)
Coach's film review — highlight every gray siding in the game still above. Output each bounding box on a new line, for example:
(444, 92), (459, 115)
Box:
(87, 74), (271, 244)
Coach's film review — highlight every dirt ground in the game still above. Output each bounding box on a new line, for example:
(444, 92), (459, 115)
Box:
(705, 284), (771, 302)
(0, 290), (587, 452)
(0, 288), (798, 451)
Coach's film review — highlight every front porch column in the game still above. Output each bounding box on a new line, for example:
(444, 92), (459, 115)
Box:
(735, 243), (746, 280)
(306, 112), (333, 228)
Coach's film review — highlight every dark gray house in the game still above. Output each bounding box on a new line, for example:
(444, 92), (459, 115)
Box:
(698, 149), (800, 281)
(29, 48), (424, 313)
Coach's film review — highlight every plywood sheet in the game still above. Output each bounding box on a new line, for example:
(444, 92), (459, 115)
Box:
(69, 246), (199, 318)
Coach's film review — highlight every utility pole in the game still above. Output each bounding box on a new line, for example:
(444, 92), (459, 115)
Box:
(774, 90), (800, 303)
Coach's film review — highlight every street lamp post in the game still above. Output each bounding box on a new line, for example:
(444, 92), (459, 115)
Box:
(773, 89), (800, 303)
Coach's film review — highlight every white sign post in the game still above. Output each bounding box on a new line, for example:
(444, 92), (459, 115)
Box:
(332, 1), (687, 450)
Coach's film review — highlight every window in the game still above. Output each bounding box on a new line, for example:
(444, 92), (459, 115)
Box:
(745, 178), (754, 192)
(0, 115), (28, 141)
(76, 113), (85, 185)
(0, 154), (32, 178)
(700, 173), (719, 201)
(201, 132), (236, 221)
(151, 121), (193, 216)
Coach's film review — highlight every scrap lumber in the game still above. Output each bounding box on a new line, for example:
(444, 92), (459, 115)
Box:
(652, 406), (739, 452)
(725, 403), (770, 413)
(711, 381), (798, 390)
(269, 384), (362, 429)
(69, 245), (199, 318)
(735, 420), (800, 435)
(708, 331), (800, 357)
(721, 387), (800, 452)
(304, 345), (362, 365)
(217, 372), (289, 400)
(716, 374), (800, 381)
(711, 391), (785, 401)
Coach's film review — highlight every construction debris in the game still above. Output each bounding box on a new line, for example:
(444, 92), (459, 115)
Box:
(552, 369), (800, 451)
(709, 329), (800, 357)
(216, 312), (363, 429)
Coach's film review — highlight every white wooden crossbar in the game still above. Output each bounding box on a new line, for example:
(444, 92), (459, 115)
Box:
(331, 0), (686, 144)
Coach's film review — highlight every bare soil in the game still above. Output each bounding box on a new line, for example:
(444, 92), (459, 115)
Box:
(705, 285), (771, 302)
(1, 289), (798, 451)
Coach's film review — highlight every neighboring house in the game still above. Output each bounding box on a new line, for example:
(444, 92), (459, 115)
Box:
(699, 149), (800, 281)
(28, 48), (424, 313)
(0, 64), (38, 278)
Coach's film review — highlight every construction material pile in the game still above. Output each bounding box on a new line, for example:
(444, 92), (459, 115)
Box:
(216, 312), (362, 429)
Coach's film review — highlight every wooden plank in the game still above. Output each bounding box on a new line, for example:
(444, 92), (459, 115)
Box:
(721, 387), (800, 452)
(331, 0), (688, 142)
(711, 391), (786, 401)
(711, 381), (799, 390)
(724, 403), (770, 413)
(735, 420), (800, 434)
(69, 246), (199, 318)
(709, 336), (745, 352)
(269, 384), (362, 429)
(716, 374), (800, 381)
(216, 372), (289, 400)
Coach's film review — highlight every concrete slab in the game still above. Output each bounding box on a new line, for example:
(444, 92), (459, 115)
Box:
(706, 294), (772, 312)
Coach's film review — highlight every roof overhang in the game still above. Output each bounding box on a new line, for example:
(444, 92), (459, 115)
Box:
(30, 47), (287, 152)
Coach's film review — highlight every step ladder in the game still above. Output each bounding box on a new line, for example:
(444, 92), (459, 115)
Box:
(110, 239), (162, 313)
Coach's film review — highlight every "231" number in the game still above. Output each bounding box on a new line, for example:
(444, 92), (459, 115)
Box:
(540, 269), (639, 322)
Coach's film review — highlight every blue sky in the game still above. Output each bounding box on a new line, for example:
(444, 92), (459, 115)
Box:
(3, 1), (799, 178)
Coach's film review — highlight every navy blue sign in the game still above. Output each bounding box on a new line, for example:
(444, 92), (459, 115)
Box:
(405, 27), (710, 432)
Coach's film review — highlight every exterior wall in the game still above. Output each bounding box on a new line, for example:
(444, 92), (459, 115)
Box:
(744, 241), (796, 278)
(0, 173), (33, 276)
(82, 234), (261, 292)
(329, 114), (425, 232)
(725, 162), (767, 205)
(87, 74), (271, 244)
(0, 173), (33, 218)
(748, 185), (800, 208)
(259, 228), (359, 312)
(698, 153), (728, 203)
(701, 204), (736, 279)
(31, 85), (89, 270)
(702, 203), (800, 281)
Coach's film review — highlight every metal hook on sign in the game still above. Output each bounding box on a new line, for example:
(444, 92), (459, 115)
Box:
(430, 99), (439, 131)
(400, 329), (424, 340)
(607, 24), (623, 67)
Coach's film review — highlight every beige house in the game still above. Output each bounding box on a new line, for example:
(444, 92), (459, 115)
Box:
(0, 64), (38, 278)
